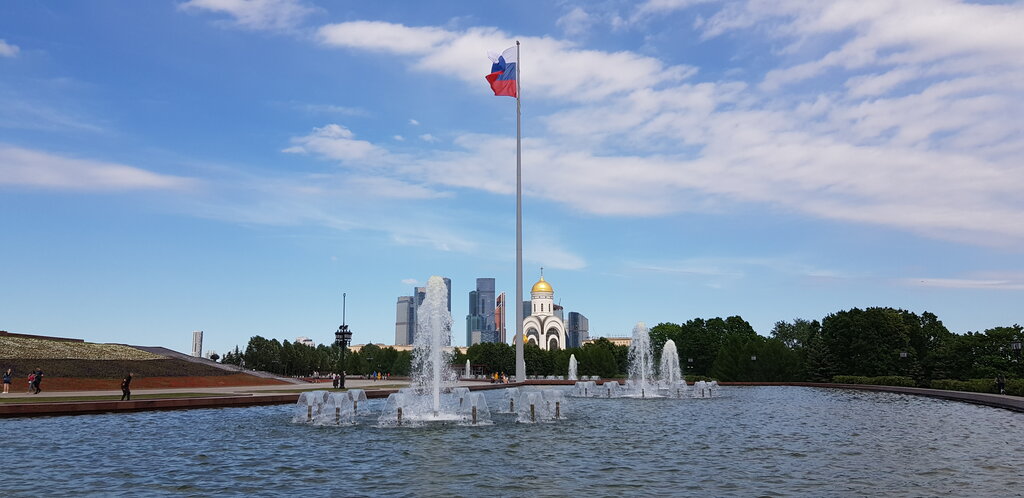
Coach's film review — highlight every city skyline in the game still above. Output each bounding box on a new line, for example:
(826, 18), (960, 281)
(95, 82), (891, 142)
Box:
(2, 1), (1023, 357)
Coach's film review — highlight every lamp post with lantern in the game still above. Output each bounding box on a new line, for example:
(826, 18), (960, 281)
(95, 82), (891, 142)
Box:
(334, 293), (353, 389)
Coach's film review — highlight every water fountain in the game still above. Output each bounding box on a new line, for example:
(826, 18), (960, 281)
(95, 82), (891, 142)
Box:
(572, 380), (596, 397)
(658, 339), (688, 397)
(293, 389), (370, 425)
(659, 340), (681, 386)
(602, 380), (621, 398)
(515, 390), (567, 423)
(692, 380), (718, 398)
(499, 387), (520, 413)
(377, 276), (491, 426)
(625, 322), (658, 398)
(465, 359), (471, 379)
(568, 354), (578, 381)
(293, 390), (329, 423)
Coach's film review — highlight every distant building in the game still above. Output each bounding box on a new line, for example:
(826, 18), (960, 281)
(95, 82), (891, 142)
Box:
(522, 271), (565, 350)
(191, 330), (203, 357)
(567, 312), (590, 348)
(583, 336), (631, 347)
(466, 278), (496, 346)
(395, 295), (415, 345)
(553, 304), (564, 321)
(397, 277), (451, 346)
(495, 292), (506, 344)
(350, 343), (462, 354)
(295, 336), (315, 347)
(443, 277), (451, 314)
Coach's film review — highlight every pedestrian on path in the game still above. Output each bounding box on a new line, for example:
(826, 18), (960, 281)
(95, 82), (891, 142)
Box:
(27, 372), (36, 393)
(2, 368), (11, 394)
(996, 374), (1006, 394)
(31, 368), (43, 394)
(121, 372), (133, 401)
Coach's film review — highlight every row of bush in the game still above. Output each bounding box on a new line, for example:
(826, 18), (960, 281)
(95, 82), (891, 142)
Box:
(831, 375), (1024, 396)
(832, 375), (917, 387)
(930, 378), (1024, 397)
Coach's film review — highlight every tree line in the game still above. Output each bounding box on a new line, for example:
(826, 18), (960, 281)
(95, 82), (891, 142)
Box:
(220, 307), (1022, 385)
(220, 338), (414, 377)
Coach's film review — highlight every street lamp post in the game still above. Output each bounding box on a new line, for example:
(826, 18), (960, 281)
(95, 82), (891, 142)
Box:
(334, 293), (353, 389)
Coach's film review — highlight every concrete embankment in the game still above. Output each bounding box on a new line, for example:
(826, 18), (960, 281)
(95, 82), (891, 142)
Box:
(0, 382), (515, 418)
(2, 381), (1021, 418)
(526, 379), (1024, 413)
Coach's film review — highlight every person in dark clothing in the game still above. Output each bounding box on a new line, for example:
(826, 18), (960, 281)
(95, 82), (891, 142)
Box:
(996, 375), (1006, 395)
(2, 368), (11, 394)
(121, 373), (133, 401)
(32, 368), (43, 394)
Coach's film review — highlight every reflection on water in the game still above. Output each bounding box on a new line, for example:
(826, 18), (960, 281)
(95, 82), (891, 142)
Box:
(2, 387), (1022, 496)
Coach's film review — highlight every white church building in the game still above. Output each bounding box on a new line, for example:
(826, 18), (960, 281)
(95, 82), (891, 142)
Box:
(523, 271), (566, 350)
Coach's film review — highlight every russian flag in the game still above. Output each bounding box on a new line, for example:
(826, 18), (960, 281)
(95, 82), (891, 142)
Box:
(485, 46), (517, 98)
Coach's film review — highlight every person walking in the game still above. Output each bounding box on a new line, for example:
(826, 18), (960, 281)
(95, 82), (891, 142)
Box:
(2, 368), (11, 394)
(27, 372), (36, 393)
(996, 374), (1006, 395)
(121, 372), (133, 401)
(32, 367), (43, 394)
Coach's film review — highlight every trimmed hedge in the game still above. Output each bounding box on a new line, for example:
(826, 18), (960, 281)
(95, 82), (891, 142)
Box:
(685, 375), (715, 382)
(930, 378), (1024, 397)
(832, 375), (917, 387)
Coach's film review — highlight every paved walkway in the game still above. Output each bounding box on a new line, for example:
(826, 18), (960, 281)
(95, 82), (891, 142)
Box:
(1, 378), (426, 399)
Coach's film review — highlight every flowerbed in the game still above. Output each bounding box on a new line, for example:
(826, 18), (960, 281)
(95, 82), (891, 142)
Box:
(0, 336), (163, 360)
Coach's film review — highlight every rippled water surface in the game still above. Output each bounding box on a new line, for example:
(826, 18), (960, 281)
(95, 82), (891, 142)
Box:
(4, 386), (1023, 496)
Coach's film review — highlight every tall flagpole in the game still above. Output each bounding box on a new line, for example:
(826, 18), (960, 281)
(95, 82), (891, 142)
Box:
(514, 40), (525, 383)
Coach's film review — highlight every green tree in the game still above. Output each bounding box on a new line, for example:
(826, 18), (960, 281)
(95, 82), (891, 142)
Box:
(578, 341), (619, 378)
(821, 308), (920, 378)
(466, 342), (515, 375)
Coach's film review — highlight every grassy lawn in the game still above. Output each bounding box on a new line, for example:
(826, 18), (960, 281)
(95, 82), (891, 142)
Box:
(0, 392), (226, 404)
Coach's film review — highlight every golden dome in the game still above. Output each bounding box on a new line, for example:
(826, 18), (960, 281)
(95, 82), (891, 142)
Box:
(531, 275), (553, 293)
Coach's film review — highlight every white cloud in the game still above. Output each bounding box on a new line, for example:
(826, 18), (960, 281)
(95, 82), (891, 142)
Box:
(0, 39), (20, 57)
(632, 0), (717, 23)
(0, 98), (106, 133)
(408, 119), (420, 126)
(903, 277), (1024, 291)
(346, 176), (450, 200)
(557, 7), (594, 37)
(0, 145), (195, 191)
(393, 135), (405, 141)
(419, 133), (437, 143)
(282, 124), (382, 162)
(179, 0), (315, 31)
(316, 21), (696, 102)
(279, 4), (1024, 248)
(401, 278), (420, 286)
(290, 102), (366, 116)
(318, 21), (454, 54)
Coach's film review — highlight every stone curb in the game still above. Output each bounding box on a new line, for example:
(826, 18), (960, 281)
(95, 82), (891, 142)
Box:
(0, 382), (519, 418)
(2, 381), (1020, 418)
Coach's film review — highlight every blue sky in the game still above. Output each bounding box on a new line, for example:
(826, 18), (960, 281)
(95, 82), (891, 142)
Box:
(2, 0), (1023, 356)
